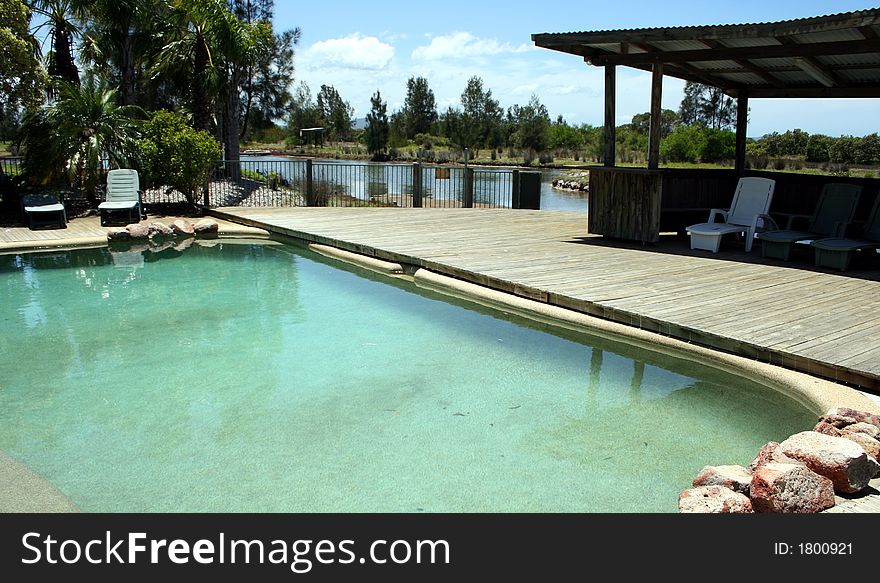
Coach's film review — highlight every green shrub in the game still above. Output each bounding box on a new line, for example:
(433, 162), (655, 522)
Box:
(700, 129), (735, 163)
(660, 126), (704, 163)
(138, 110), (221, 206)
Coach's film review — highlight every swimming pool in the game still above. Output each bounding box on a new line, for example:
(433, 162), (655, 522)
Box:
(0, 241), (815, 512)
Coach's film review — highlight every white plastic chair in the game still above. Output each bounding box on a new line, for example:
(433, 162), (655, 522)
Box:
(98, 169), (145, 226)
(686, 177), (777, 253)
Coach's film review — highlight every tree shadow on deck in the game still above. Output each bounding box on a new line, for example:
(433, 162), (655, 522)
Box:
(567, 234), (880, 282)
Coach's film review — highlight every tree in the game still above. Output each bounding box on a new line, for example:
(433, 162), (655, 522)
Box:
(364, 90), (388, 160)
(660, 125), (705, 163)
(151, 0), (268, 136)
(227, 0), (299, 143)
(316, 84), (353, 140)
(401, 76), (436, 139)
(629, 110), (678, 139)
(18, 79), (142, 200)
(548, 117), (583, 151)
(30, 0), (83, 86)
(459, 76), (501, 149)
(138, 109), (221, 205)
(286, 81), (321, 143)
(677, 81), (735, 130)
(509, 95), (550, 153)
(1, 0), (47, 111)
(78, 0), (160, 106)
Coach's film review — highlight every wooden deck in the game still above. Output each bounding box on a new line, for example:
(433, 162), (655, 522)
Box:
(212, 207), (880, 393)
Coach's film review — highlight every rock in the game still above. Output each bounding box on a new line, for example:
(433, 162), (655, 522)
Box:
(107, 228), (130, 242)
(749, 442), (802, 472)
(814, 421), (880, 462)
(692, 465), (752, 495)
(126, 223), (150, 240)
(840, 431), (880, 466)
(844, 422), (880, 440)
(813, 421), (844, 437)
(750, 463), (835, 513)
(171, 218), (195, 237)
(780, 431), (876, 493)
(678, 486), (753, 513)
(148, 222), (174, 239)
(193, 218), (219, 235)
(819, 408), (880, 431)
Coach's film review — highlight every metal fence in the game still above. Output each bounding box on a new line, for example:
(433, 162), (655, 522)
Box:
(0, 157), (23, 178)
(205, 159), (532, 209)
(2, 156), (537, 212)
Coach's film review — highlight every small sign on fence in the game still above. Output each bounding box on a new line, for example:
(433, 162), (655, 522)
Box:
(435, 167), (451, 180)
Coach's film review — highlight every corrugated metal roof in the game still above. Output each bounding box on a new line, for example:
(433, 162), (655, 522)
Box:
(532, 8), (880, 37)
(532, 8), (880, 98)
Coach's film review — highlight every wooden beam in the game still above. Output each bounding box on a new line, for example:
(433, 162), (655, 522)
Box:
(604, 65), (616, 167)
(858, 25), (879, 40)
(700, 39), (785, 88)
(632, 41), (732, 88)
(588, 39), (880, 66)
(735, 92), (748, 175)
(648, 61), (663, 170)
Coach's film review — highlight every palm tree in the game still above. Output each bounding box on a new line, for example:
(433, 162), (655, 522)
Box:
(29, 0), (83, 86)
(18, 79), (142, 202)
(150, 0), (267, 135)
(78, 0), (163, 106)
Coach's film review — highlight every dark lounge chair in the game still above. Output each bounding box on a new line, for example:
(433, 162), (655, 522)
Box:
(811, 195), (880, 271)
(22, 193), (67, 229)
(758, 183), (862, 261)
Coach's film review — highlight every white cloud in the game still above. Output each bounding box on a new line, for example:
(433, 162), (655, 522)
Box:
(412, 32), (531, 61)
(302, 34), (394, 71)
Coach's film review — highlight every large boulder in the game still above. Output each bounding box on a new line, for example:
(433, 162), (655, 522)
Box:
(193, 218), (219, 236)
(148, 222), (174, 239)
(750, 463), (835, 513)
(171, 218), (195, 237)
(106, 227), (130, 242)
(678, 486), (753, 513)
(692, 465), (752, 496)
(814, 421), (880, 464)
(843, 422), (880, 440)
(748, 441), (802, 472)
(126, 223), (150, 240)
(819, 408), (880, 431)
(780, 431), (877, 493)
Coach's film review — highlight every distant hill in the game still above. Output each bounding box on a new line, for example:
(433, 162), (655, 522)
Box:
(352, 117), (367, 130)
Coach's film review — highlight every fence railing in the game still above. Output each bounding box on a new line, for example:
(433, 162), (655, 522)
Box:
(206, 159), (540, 210)
(0, 157), (23, 179)
(2, 156), (541, 212)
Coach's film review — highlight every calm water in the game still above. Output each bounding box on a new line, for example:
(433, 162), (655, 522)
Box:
(240, 156), (588, 212)
(0, 242), (812, 512)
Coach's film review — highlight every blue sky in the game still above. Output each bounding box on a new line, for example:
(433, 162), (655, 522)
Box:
(274, 0), (880, 137)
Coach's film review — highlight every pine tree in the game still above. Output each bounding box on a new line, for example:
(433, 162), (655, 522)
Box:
(365, 90), (389, 160)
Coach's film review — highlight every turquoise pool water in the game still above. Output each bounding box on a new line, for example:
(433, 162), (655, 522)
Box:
(0, 242), (815, 512)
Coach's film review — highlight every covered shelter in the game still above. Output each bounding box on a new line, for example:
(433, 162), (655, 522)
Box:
(532, 8), (880, 243)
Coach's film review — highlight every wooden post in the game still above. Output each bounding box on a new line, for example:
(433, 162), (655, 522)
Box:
(462, 167), (475, 208)
(735, 92), (749, 175)
(648, 61), (664, 170)
(412, 162), (422, 208)
(604, 65), (616, 167)
(512, 169), (521, 209)
(305, 158), (314, 206)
